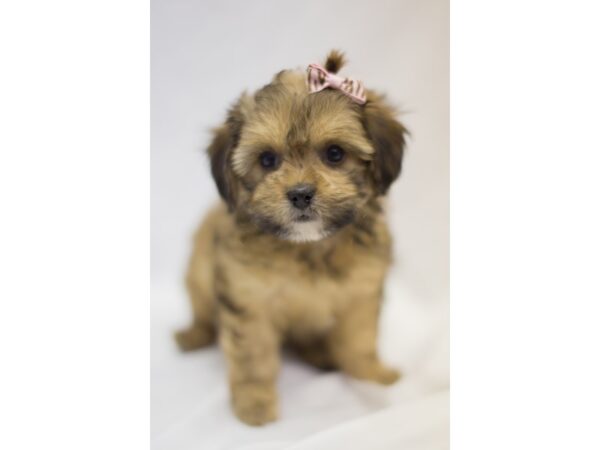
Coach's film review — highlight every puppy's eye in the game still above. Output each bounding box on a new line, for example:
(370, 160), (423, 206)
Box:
(325, 145), (345, 164)
(259, 151), (278, 169)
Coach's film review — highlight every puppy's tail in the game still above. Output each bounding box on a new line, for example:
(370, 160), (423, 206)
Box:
(324, 49), (346, 74)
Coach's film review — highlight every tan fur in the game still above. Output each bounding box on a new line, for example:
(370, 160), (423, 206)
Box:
(176, 51), (407, 426)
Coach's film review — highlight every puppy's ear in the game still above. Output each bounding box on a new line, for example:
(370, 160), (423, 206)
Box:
(362, 95), (408, 195)
(208, 94), (249, 209)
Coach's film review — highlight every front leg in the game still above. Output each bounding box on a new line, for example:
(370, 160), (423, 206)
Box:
(219, 300), (280, 426)
(327, 297), (400, 385)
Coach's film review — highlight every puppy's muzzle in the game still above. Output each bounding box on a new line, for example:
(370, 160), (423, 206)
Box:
(286, 184), (316, 210)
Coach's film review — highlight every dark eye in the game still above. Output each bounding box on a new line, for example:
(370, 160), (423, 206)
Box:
(325, 145), (345, 164)
(259, 151), (278, 169)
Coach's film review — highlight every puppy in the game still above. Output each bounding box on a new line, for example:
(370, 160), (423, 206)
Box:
(176, 50), (407, 426)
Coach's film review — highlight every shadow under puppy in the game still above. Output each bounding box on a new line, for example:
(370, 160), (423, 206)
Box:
(176, 50), (408, 426)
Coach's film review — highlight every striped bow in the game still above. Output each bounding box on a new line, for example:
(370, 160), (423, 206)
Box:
(307, 63), (367, 105)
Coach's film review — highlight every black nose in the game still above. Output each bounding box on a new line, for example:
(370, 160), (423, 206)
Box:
(286, 184), (316, 210)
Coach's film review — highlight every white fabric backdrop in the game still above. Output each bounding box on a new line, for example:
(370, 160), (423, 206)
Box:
(151, 0), (448, 448)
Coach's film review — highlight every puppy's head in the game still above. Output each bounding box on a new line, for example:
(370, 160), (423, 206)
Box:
(208, 51), (407, 242)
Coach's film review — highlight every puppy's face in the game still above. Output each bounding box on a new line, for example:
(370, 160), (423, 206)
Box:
(209, 60), (406, 242)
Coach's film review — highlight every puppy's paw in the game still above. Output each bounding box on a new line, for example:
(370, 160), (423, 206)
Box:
(343, 359), (401, 386)
(371, 365), (401, 385)
(174, 324), (214, 351)
(232, 383), (278, 426)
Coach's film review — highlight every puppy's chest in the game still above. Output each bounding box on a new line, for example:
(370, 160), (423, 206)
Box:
(248, 246), (386, 334)
(269, 266), (348, 334)
(219, 228), (390, 334)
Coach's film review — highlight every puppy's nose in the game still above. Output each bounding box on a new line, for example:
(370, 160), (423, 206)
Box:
(286, 184), (316, 210)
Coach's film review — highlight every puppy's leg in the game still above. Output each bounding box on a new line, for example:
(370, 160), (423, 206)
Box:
(175, 281), (216, 352)
(176, 211), (221, 351)
(328, 298), (400, 385)
(220, 309), (280, 426)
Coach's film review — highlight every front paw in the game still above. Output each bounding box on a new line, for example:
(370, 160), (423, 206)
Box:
(231, 382), (278, 426)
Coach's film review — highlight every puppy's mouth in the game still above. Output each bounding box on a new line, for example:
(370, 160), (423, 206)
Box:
(252, 206), (355, 243)
(291, 209), (318, 223)
(290, 206), (320, 223)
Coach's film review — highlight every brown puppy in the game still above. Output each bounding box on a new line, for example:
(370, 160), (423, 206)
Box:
(176, 51), (407, 426)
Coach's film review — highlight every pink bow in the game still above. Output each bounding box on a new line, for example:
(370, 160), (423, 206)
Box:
(307, 63), (367, 105)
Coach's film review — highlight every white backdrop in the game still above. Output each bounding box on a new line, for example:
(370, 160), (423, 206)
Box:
(151, 0), (448, 448)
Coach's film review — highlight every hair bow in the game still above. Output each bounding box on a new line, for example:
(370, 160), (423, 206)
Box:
(307, 63), (367, 105)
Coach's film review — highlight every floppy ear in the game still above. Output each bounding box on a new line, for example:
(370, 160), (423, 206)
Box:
(362, 96), (408, 195)
(207, 97), (247, 210)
